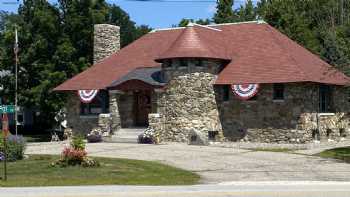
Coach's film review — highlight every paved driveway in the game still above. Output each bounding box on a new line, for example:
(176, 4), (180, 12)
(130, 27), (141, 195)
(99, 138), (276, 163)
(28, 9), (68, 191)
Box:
(26, 142), (350, 183)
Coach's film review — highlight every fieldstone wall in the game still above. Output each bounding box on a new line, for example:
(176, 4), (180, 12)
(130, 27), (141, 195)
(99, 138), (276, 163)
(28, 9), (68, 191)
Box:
(93, 24), (120, 64)
(156, 59), (224, 142)
(65, 93), (98, 135)
(216, 84), (350, 143)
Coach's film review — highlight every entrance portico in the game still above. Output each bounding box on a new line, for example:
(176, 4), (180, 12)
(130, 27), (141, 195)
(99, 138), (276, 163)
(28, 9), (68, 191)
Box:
(107, 67), (165, 132)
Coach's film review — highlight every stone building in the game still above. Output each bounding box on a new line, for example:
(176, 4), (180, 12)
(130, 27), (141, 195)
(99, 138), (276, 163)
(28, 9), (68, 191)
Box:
(55, 21), (350, 144)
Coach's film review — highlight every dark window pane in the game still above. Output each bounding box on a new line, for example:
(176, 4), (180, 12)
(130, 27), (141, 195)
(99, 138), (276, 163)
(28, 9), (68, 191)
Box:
(179, 59), (188, 67)
(223, 85), (230, 101)
(249, 95), (258, 101)
(80, 91), (109, 115)
(163, 60), (172, 68)
(273, 84), (285, 100)
(194, 59), (203, 67)
(319, 85), (333, 113)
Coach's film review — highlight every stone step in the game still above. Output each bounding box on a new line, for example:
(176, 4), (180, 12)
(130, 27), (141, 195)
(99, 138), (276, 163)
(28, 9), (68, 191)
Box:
(103, 127), (146, 143)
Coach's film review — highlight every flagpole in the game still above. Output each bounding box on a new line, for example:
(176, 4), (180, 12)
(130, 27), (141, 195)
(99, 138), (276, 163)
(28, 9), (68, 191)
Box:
(14, 26), (18, 136)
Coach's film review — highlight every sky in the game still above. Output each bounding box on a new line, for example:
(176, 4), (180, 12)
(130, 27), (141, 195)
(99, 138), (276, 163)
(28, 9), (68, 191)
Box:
(0, 0), (258, 28)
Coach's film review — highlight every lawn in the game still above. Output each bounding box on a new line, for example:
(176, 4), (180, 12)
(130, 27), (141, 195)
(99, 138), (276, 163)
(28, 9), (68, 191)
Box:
(317, 146), (350, 163)
(0, 155), (200, 187)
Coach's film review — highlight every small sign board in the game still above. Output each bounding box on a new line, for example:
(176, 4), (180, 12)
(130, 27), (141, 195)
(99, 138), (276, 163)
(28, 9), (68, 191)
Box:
(0, 105), (15, 114)
(2, 114), (9, 137)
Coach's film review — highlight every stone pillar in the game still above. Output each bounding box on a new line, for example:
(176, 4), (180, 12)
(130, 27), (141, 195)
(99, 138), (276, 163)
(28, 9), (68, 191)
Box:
(109, 90), (123, 134)
(93, 24), (120, 64)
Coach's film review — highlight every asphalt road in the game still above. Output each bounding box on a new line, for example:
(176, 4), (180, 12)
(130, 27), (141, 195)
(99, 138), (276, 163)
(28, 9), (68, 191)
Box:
(2, 182), (350, 197)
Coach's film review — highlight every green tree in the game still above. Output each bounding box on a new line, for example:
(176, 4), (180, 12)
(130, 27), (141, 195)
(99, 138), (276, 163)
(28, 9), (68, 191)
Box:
(177, 18), (210, 27)
(213, 0), (235, 23)
(237, 0), (256, 21)
(0, 0), (151, 130)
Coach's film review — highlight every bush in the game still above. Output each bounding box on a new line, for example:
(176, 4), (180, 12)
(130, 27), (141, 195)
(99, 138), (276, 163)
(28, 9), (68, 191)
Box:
(0, 134), (26, 162)
(138, 128), (156, 144)
(51, 147), (99, 168)
(71, 135), (86, 150)
(51, 135), (99, 168)
(87, 128), (102, 143)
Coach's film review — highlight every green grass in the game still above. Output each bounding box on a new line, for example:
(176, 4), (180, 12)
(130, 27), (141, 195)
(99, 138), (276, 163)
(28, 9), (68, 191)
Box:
(0, 155), (200, 187)
(247, 147), (294, 153)
(317, 146), (350, 163)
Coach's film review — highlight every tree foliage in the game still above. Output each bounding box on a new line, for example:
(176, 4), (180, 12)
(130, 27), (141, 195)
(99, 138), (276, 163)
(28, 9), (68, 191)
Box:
(177, 18), (210, 27)
(0, 0), (151, 129)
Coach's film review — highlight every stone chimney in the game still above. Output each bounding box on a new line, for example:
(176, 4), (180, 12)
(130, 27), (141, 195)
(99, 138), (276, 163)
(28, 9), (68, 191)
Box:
(93, 24), (120, 64)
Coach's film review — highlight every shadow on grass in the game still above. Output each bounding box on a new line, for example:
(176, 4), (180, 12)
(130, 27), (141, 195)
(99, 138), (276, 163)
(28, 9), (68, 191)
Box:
(317, 146), (350, 163)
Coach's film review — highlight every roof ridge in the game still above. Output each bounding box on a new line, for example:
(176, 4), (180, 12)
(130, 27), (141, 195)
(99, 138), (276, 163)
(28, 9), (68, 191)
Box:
(151, 20), (265, 33)
(190, 23), (222, 32)
(265, 25), (309, 81)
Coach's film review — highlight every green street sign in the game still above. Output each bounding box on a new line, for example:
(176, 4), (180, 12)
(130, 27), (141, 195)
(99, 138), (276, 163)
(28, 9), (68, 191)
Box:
(0, 105), (15, 114)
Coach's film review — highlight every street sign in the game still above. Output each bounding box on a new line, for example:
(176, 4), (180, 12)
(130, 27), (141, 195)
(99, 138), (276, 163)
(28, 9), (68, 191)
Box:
(0, 105), (15, 114)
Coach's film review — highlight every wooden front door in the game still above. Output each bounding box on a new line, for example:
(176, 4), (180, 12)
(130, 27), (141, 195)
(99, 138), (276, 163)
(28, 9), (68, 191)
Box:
(134, 91), (151, 126)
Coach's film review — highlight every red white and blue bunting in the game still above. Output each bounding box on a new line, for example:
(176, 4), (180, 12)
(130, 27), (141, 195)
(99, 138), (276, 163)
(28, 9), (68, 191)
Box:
(231, 84), (259, 100)
(77, 90), (99, 103)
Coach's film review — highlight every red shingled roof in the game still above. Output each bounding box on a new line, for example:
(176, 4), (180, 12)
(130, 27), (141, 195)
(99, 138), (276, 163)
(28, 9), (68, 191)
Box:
(155, 24), (230, 62)
(54, 21), (349, 91)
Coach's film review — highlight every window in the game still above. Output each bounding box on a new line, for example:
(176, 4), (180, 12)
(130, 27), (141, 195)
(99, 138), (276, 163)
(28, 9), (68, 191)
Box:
(194, 59), (203, 67)
(223, 85), (230, 101)
(80, 91), (109, 115)
(179, 59), (188, 67)
(319, 85), (333, 113)
(248, 95), (258, 101)
(273, 83), (285, 100)
(163, 60), (172, 68)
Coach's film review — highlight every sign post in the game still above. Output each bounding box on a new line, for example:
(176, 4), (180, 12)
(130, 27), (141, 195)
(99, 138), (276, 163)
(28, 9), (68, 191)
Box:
(2, 113), (9, 181)
(0, 105), (14, 181)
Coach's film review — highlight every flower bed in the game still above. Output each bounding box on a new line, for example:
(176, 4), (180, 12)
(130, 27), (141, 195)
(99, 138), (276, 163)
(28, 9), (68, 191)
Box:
(51, 135), (99, 168)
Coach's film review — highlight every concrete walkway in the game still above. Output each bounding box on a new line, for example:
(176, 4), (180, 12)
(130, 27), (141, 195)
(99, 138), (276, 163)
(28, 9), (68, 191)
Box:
(26, 142), (350, 183)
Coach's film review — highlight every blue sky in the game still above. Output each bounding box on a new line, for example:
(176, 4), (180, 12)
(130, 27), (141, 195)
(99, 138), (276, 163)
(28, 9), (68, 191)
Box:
(0, 0), (257, 28)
